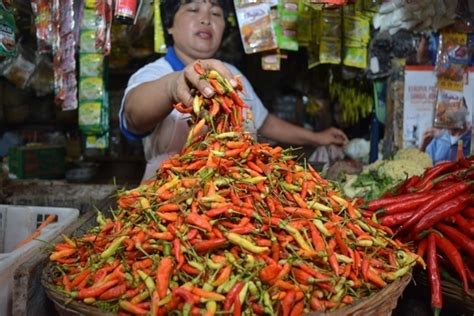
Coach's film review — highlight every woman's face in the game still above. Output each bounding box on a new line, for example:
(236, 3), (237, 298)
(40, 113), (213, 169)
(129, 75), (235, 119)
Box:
(169, 0), (225, 64)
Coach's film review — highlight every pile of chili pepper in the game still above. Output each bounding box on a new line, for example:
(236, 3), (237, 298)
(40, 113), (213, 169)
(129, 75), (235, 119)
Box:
(363, 158), (474, 316)
(47, 65), (419, 316)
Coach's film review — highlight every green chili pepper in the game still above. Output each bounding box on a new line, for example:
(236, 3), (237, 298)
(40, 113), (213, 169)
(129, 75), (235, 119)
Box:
(263, 291), (274, 314)
(188, 261), (205, 272)
(138, 269), (156, 292)
(240, 176), (267, 185)
(96, 211), (106, 227)
(226, 233), (269, 254)
(313, 219), (332, 237)
(207, 259), (223, 270)
(215, 132), (240, 139)
(281, 182), (301, 192)
(100, 236), (127, 260)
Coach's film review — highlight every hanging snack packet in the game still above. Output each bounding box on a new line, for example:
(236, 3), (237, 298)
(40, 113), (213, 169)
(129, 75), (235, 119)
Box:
(320, 8), (341, 39)
(79, 53), (104, 77)
(0, 0), (16, 57)
(435, 31), (469, 92)
(433, 89), (468, 129)
(297, 1), (311, 47)
(235, 2), (278, 54)
(343, 41), (367, 68)
(275, 0), (299, 51)
(31, 0), (53, 53)
(79, 77), (104, 101)
(261, 50), (281, 71)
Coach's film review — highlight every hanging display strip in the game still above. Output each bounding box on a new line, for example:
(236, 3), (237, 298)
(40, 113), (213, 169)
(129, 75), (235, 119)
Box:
(78, 1), (110, 149)
(51, 0), (78, 111)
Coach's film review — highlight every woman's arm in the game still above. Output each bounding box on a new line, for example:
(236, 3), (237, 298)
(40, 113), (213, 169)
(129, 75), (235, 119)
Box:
(123, 72), (180, 134)
(258, 114), (348, 146)
(123, 59), (237, 134)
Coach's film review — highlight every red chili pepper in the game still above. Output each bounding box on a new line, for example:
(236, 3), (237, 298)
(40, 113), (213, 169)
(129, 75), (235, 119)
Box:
(462, 206), (474, 219)
(436, 223), (474, 258)
(193, 62), (205, 75)
(292, 268), (315, 285)
(281, 290), (296, 316)
(366, 191), (428, 211)
(77, 279), (119, 299)
(413, 161), (456, 191)
(449, 213), (474, 238)
(417, 238), (428, 259)
(173, 239), (185, 270)
(378, 193), (434, 215)
(223, 282), (244, 311)
(193, 238), (227, 253)
(395, 175), (420, 194)
(427, 233), (442, 315)
(99, 284), (127, 300)
(327, 241), (340, 276)
(433, 233), (469, 293)
(173, 287), (196, 304)
(410, 193), (471, 238)
(185, 212), (212, 232)
(290, 300), (305, 316)
(379, 209), (417, 227)
(395, 182), (469, 236)
(259, 264), (282, 284)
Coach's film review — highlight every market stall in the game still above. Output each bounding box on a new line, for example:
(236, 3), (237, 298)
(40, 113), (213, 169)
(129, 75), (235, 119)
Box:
(1, 0), (474, 315)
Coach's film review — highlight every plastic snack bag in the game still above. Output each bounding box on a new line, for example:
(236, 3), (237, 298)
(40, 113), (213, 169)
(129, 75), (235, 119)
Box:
(235, 2), (278, 54)
(435, 31), (469, 92)
(433, 89), (468, 129)
(261, 51), (281, 71)
(275, 0), (299, 51)
(79, 53), (104, 77)
(0, 0), (16, 58)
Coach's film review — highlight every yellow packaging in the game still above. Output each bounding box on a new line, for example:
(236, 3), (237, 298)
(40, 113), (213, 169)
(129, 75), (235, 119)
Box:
(154, 0), (166, 54)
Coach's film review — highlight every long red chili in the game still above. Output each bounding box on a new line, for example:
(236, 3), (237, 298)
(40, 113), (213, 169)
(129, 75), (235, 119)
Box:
(436, 223), (474, 258)
(379, 209), (417, 227)
(378, 193), (434, 215)
(410, 193), (471, 238)
(395, 181), (469, 236)
(366, 191), (430, 212)
(412, 161), (455, 192)
(433, 233), (469, 293)
(462, 206), (474, 219)
(450, 213), (474, 238)
(427, 233), (442, 315)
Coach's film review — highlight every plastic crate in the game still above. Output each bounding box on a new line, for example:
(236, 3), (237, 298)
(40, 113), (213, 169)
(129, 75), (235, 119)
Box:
(8, 145), (66, 179)
(0, 205), (79, 316)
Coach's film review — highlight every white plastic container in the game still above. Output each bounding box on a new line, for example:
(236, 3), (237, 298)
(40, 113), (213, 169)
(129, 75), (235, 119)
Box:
(0, 205), (79, 316)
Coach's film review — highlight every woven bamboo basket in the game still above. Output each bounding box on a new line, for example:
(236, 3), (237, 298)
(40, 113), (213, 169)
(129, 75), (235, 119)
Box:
(42, 261), (411, 316)
(414, 269), (474, 314)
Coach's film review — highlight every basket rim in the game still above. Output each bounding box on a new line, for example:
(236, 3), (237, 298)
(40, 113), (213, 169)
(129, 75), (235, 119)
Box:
(43, 261), (412, 316)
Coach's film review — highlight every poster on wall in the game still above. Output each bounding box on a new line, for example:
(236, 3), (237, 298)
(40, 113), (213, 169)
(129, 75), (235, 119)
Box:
(403, 66), (473, 164)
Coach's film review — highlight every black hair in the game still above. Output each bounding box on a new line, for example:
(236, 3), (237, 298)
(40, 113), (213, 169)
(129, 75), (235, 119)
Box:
(160, 0), (231, 47)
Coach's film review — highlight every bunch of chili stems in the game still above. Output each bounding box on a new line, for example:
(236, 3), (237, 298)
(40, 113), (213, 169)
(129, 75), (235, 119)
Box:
(364, 157), (474, 315)
(48, 65), (420, 316)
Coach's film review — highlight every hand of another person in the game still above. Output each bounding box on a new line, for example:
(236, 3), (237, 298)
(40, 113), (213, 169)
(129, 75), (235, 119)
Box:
(315, 127), (349, 146)
(170, 59), (238, 107)
(420, 128), (436, 151)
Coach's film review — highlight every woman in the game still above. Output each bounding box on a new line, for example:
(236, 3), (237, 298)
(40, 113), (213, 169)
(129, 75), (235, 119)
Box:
(120, 0), (348, 181)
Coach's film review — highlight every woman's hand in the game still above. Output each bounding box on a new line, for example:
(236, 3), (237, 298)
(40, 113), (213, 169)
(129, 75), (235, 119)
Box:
(170, 59), (238, 107)
(315, 127), (349, 146)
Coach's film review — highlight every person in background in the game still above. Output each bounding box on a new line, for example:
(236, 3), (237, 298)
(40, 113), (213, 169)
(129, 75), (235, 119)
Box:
(120, 0), (348, 182)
